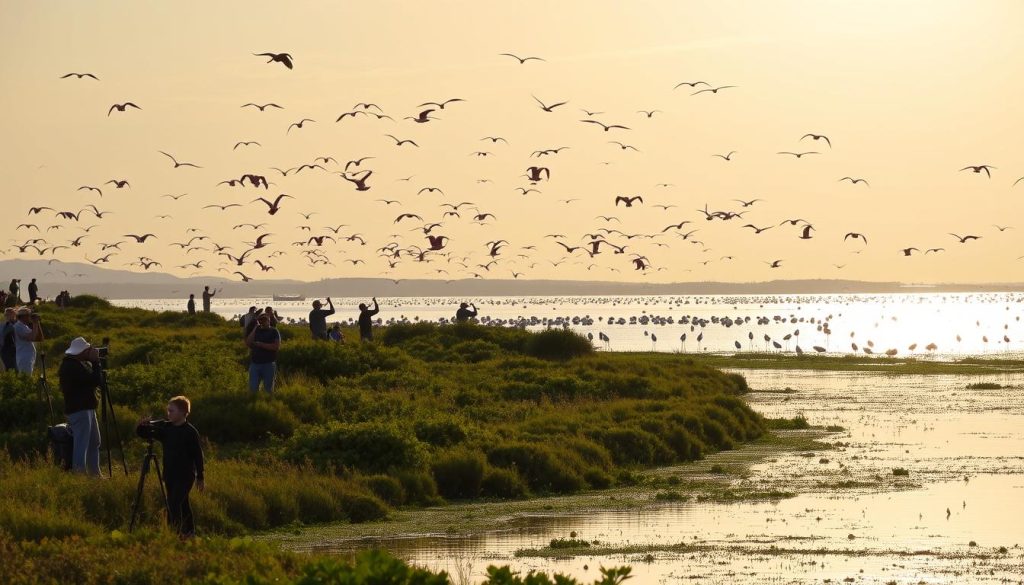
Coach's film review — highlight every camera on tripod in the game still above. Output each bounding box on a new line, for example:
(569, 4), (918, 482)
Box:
(94, 346), (109, 359)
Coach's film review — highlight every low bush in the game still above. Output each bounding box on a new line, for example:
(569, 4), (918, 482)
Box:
(524, 329), (594, 361)
(431, 449), (486, 500)
(480, 466), (529, 499)
(285, 421), (426, 474)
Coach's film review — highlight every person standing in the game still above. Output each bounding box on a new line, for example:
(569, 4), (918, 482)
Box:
(136, 396), (205, 538)
(58, 337), (103, 476)
(186, 294), (196, 315)
(263, 306), (281, 326)
(455, 302), (478, 323)
(14, 307), (44, 374)
(201, 286), (215, 313)
(357, 297), (380, 342)
(9, 279), (21, 304)
(240, 306), (258, 333)
(0, 308), (17, 371)
(245, 312), (280, 394)
(308, 298), (335, 340)
(27, 278), (39, 304)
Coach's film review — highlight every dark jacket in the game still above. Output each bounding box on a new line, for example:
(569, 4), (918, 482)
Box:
(58, 356), (101, 415)
(136, 420), (205, 482)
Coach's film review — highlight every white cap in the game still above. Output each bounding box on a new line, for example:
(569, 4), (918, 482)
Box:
(65, 337), (91, 356)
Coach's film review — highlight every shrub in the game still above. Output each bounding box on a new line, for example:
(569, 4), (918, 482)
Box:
(361, 474), (406, 507)
(524, 329), (594, 361)
(414, 417), (468, 447)
(394, 468), (443, 506)
(284, 421), (425, 474)
(590, 427), (675, 466)
(431, 450), (486, 500)
(480, 466), (528, 499)
(487, 442), (585, 494)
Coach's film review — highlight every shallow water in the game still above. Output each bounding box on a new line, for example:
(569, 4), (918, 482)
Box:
(301, 369), (1024, 584)
(113, 292), (1024, 358)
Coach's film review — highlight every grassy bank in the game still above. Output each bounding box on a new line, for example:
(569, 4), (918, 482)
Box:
(0, 531), (631, 585)
(1, 296), (766, 541)
(681, 352), (1024, 375)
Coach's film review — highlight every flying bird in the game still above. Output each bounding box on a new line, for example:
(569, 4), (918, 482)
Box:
(241, 103), (283, 111)
(252, 194), (293, 215)
(692, 85), (736, 95)
(839, 177), (869, 186)
(801, 133), (832, 147)
(500, 53), (544, 64)
(777, 151), (819, 158)
(713, 151), (736, 161)
(615, 195), (643, 207)
(341, 170), (373, 191)
(254, 52), (293, 69)
(533, 95), (568, 112)
(418, 98), (464, 109)
(960, 165), (995, 178)
(287, 118), (315, 133)
(60, 72), (99, 80)
(159, 151), (201, 168)
(385, 134), (418, 147)
(673, 81), (709, 89)
(580, 119), (630, 131)
(124, 233), (157, 243)
(844, 232), (868, 244)
(949, 233), (981, 243)
(108, 102), (141, 115)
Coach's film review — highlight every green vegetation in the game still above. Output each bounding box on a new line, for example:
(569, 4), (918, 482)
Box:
(0, 531), (631, 585)
(965, 382), (1003, 389)
(1, 297), (765, 542)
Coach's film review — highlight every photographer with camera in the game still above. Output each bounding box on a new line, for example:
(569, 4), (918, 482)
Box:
(1, 308), (17, 371)
(136, 396), (205, 538)
(245, 312), (280, 393)
(58, 337), (103, 476)
(14, 307), (44, 374)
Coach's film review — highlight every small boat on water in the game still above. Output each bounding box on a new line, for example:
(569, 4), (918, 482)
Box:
(272, 294), (305, 302)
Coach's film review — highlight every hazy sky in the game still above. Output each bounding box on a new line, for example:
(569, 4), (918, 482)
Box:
(2, 1), (1022, 283)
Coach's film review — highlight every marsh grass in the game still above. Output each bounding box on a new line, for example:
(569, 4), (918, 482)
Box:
(3, 297), (766, 541)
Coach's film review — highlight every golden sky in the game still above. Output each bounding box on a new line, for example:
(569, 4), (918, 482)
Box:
(2, 0), (1022, 283)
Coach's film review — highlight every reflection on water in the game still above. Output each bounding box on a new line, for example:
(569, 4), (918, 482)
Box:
(304, 369), (1024, 584)
(113, 292), (1024, 357)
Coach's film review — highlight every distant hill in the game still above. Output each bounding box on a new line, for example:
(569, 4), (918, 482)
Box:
(1, 258), (1021, 299)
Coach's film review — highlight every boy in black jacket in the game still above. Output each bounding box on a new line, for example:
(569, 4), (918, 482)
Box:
(136, 396), (205, 537)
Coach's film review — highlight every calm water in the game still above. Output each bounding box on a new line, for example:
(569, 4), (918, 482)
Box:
(294, 369), (1024, 584)
(113, 292), (1024, 358)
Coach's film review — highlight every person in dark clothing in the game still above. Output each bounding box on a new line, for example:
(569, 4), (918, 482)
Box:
(240, 306), (258, 333)
(58, 337), (103, 476)
(136, 396), (205, 538)
(308, 298), (335, 340)
(455, 302), (478, 323)
(0, 308), (16, 371)
(27, 278), (39, 304)
(201, 286), (215, 313)
(245, 312), (281, 393)
(357, 297), (379, 341)
(8, 279), (21, 303)
(186, 294), (196, 315)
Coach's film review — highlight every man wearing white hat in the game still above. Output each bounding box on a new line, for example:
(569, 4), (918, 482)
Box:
(58, 336), (103, 476)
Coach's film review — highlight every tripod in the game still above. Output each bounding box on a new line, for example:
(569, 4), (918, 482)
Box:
(36, 352), (56, 428)
(97, 338), (129, 477)
(129, 437), (168, 532)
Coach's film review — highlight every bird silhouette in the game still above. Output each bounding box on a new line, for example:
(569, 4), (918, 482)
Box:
(692, 85), (735, 95)
(949, 233), (981, 243)
(287, 118), (315, 133)
(385, 134), (418, 147)
(60, 72), (99, 80)
(608, 141), (640, 152)
(615, 196), (643, 207)
(500, 53), (544, 64)
(242, 103), (282, 111)
(124, 233), (157, 243)
(525, 166), (550, 182)
(108, 102), (141, 115)
(801, 133), (832, 147)
(405, 109), (437, 123)
(960, 165), (995, 177)
(418, 98), (464, 109)
(765, 259), (783, 268)
(777, 151), (819, 158)
(580, 119), (630, 131)
(233, 141), (261, 150)
(839, 177), (870, 186)
(713, 151), (736, 161)
(254, 52), (293, 69)
(341, 170), (373, 191)
(159, 151), (201, 168)
(533, 95), (568, 112)
(252, 194), (293, 215)
(844, 232), (868, 244)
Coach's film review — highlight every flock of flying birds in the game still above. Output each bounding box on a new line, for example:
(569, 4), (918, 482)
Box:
(9, 52), (1024, 284)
